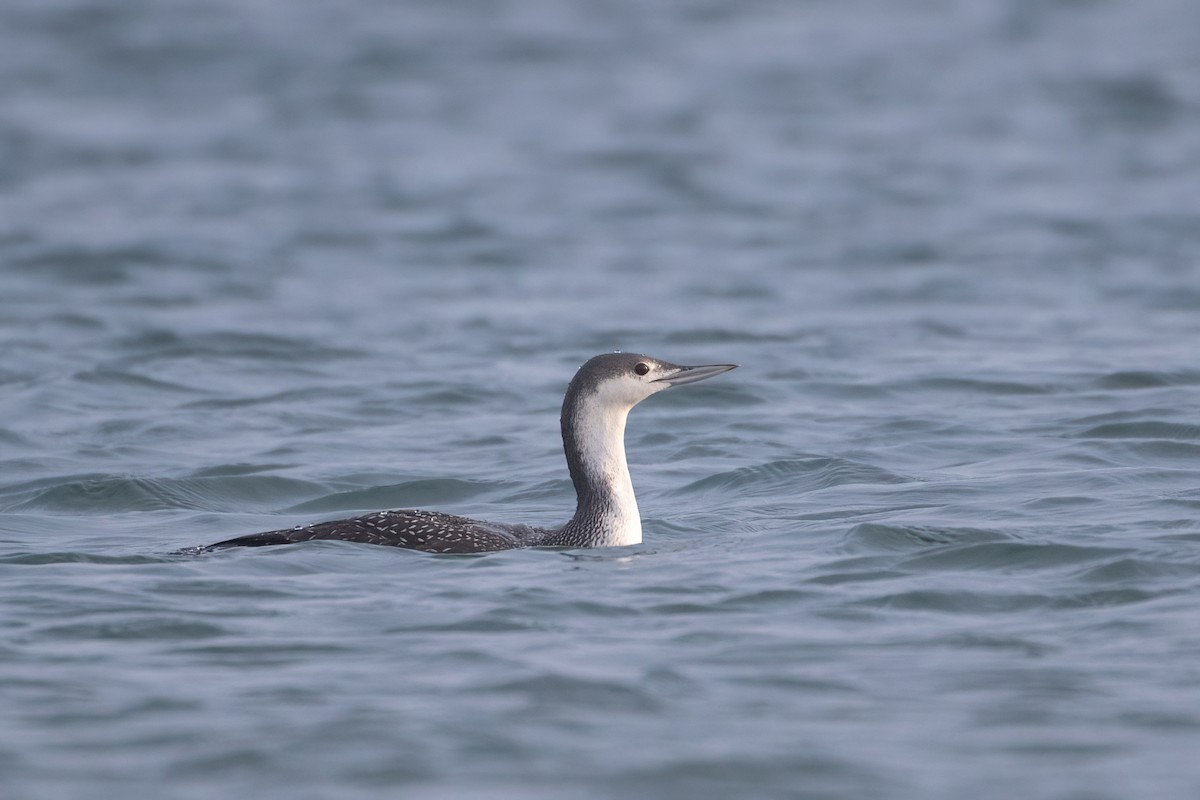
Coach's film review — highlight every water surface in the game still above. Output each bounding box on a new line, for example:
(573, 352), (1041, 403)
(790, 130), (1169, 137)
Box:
(3, 1), (1200, 798)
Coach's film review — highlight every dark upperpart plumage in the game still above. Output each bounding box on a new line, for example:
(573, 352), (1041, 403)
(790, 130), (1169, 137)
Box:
(204, 353), (736, 554)
(207, 510), (548, 553)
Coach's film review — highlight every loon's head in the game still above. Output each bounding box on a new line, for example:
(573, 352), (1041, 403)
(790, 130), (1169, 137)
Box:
(555, 352), (737, 547)
(564, 352), (739, 412)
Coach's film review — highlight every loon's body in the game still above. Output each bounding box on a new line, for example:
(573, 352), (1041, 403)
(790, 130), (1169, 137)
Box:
(205, 353), (736, 554)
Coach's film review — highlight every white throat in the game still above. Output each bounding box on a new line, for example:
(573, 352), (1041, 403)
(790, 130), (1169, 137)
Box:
(572, 394), (642, 546)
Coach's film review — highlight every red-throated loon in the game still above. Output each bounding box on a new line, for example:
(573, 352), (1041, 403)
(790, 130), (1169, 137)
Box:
(204, 353), (737, 553)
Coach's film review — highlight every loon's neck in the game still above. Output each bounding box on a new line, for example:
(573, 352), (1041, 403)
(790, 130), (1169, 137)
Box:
(547, 391), (642, 547)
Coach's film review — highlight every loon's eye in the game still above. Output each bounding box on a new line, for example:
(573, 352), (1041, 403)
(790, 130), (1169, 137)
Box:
(635, 362), (650, 376)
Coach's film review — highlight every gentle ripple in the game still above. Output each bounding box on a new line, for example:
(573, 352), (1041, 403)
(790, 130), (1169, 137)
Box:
(3, 0), (1200, 798)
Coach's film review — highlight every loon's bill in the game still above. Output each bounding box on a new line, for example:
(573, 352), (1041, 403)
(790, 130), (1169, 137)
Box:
(204, 353), (737, 554)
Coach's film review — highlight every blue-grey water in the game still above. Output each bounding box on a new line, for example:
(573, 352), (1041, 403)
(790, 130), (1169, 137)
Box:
(3, 1), (1200, 798)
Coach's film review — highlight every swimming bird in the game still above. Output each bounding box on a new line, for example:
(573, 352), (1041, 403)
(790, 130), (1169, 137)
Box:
(205, 353), (737, 554)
